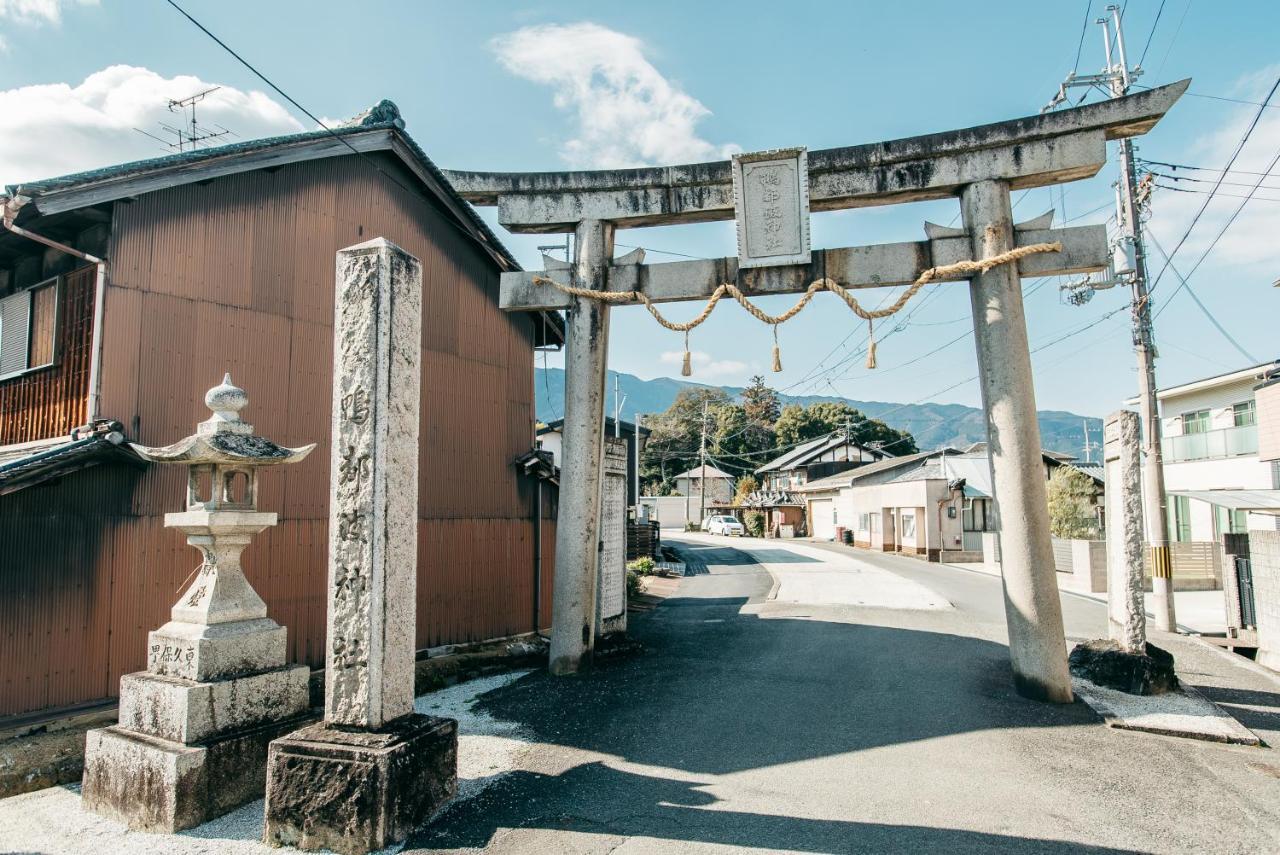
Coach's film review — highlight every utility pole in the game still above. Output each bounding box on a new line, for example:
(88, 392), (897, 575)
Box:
(699, 400), (709, 527)
(1046, 4), (1176, 630)
(1082, 419), (1098, 464)
(634, 413), (643, 514)
(613, 374), (626, 439)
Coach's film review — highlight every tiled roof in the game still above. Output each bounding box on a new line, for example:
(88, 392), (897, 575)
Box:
(755, 434), (889, 475)
(673, 465), (735, 480)
(0, 422), (143, 496)
(6, 100), (521, 274)
(794, 449), (943, 492)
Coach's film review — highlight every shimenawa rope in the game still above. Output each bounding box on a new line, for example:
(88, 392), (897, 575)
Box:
(533, 238), (1061, 376)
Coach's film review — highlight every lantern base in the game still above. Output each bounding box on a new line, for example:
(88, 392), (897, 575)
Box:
(148, 616), (287, 682)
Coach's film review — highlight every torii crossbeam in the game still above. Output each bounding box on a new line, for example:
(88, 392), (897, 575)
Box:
(445, 80), (1189, 702)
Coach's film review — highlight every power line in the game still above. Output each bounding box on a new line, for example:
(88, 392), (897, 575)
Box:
(1153, 184), (1280, 203)
(1154, 0), (1192, 79)
(162, 0), (511, 272)
(1137, 0), (1167, 67)
(1146, 206), (1267, 367)
(1072, 1), (1094, 76)
(615, 242), (707, 260)
(1147, 74), (1280, 294)
(1148, 171), (1280, 191)
(1139, 158), (1280, 177)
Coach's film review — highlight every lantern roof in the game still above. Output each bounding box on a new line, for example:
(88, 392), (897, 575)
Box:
(131, 373), (315, 467)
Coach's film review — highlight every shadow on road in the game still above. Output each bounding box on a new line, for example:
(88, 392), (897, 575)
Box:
(668, 539), (821, 577)
(409, 760), (1140, 854)
(408, 591), (1108, 852)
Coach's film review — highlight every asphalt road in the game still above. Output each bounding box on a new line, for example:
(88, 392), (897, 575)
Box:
(407, 535), (1280, 854)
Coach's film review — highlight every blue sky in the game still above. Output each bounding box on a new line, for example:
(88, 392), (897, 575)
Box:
(2, 0), (1277, 418)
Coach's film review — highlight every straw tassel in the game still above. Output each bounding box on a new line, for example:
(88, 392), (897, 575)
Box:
(681, 331), (692, 377)
(771, 326), (782, 372)
(865, 319), (877, 369)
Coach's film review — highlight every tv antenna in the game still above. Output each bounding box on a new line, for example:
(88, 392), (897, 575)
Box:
(134, 86), (236, 152)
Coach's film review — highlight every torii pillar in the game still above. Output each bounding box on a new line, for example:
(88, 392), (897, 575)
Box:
(551, 219), (614, 674)
(963, 180), (1072, 701)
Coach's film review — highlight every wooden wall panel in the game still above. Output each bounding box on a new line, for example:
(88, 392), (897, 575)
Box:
(0, 151), (555, 720)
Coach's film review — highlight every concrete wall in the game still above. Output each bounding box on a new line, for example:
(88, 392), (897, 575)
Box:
(1252, 529), (1280, 671)
(640, 495), (700, 528)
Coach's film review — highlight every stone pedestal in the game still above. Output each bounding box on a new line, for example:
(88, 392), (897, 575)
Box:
(263, 715), (457, 855)
(265, 239), (456, 853)
(81, 513), (311, 832)
(81, 374), (316, 832)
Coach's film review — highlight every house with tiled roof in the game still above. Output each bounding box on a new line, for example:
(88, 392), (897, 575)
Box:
(0, 100), (562, 723)
(796, 444), (1095, 561)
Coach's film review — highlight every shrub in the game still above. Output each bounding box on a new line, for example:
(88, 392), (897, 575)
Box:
(627, 556), (656, 575)
(744, 510), (765, 538)
(626, 568), (646, 599)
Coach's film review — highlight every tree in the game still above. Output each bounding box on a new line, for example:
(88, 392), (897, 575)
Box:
(639, 387), (731, 494)
(773, 401), (917, 454)
(1046, 466), (1101, 539)
(711, 403), (775, 477)
(733, 474), (759, 506)
(741, 375), (780, 426)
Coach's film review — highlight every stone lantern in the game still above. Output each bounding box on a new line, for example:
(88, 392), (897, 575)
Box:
(82, 374), (317, 833)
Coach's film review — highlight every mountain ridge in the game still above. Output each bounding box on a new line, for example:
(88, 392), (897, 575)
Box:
(535, 367), (1101, 460)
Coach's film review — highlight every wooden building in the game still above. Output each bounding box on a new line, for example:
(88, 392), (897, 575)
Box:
(0, 101), (562, 721)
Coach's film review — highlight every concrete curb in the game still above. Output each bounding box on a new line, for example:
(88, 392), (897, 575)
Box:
(1072, 678), (1262, 746)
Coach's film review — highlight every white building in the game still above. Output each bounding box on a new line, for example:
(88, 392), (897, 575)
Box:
(1147, 361), (1280, 542)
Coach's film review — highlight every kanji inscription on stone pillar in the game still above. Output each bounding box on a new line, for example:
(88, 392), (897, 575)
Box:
(325, 237), (422, 728)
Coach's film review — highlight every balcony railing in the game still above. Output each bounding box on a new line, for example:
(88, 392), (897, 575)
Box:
(1162, 423), (1257, 462)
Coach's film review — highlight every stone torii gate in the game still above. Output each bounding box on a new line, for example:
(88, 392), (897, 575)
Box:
(445, 80), (1188, 702)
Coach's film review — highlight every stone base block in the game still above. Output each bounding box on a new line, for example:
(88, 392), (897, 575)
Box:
(82, 713), (312, 833)
(1068, 639), (1179, 696)
(263, 714), (458, 854)
(149, 617), (286, 682)
(119, 664), (310, 743)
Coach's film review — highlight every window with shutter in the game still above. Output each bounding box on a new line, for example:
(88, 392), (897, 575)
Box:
(0, 277), (59, 378)
(0, 290), (30, 376)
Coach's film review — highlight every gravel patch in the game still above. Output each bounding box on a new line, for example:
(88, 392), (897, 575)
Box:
(1073, 677), (1262, 745)
(0, 671), (533, 854)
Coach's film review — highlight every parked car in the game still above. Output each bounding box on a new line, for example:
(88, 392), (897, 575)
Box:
(707, 515), (745, 536)
(700, 515), (715, 532)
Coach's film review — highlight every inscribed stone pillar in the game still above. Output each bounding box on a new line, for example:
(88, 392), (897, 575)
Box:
(596, 437), (629, 637)
(323, 238), (421, 727)
(1104, 410), (1147, 653)
(962, 179), (1073, 703)
(264, 239), (457, 855)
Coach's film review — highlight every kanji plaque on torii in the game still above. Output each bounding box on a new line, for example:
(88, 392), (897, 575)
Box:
(732, 147), (810, 268)
(444, 79), (1190, 703)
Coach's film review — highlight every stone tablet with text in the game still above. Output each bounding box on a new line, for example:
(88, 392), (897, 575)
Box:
(732, 147), (811, 269)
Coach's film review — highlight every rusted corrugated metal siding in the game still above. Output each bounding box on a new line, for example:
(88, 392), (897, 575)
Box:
(0, 154), (557, 719)
(0, 264), (95, 444)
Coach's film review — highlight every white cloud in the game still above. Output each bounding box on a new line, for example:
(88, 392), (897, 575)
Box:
(0, 65), (305, 187)
(659, 350), (748, 379)
(1145, 65), (1280, 277)
(0, 0), (94, 26)
(491, 22), (738, 169)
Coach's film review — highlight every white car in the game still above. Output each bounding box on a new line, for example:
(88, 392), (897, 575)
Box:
(706, 515), (745, 536)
